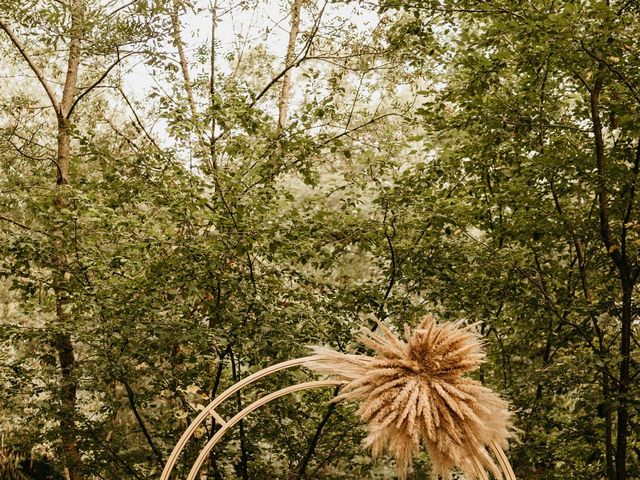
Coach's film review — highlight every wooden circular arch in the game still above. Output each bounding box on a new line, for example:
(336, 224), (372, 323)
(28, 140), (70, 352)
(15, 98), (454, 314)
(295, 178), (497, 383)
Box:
(160, 357), (516, 480)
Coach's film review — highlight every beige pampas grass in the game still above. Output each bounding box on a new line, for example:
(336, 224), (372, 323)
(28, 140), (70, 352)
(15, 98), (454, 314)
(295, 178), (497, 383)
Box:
(306, 316), (514, 479)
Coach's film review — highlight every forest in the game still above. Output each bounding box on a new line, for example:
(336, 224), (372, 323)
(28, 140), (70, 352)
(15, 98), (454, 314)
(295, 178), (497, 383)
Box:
(1, 0), (639, 478)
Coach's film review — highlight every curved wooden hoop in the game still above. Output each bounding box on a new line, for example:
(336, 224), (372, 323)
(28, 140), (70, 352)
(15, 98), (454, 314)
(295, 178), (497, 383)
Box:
(186, 380), (343, 480)
(491, 441), (517, 480)
(160, 356), (319, 480)
(473, 459), (490, 480)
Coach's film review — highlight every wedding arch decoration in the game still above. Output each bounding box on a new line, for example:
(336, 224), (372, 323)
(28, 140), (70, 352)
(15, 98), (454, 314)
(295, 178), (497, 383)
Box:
(161, 317), (516, 480)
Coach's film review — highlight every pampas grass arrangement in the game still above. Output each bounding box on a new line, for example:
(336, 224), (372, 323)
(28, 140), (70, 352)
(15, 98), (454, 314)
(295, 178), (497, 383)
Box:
(306, 316), (514, 479)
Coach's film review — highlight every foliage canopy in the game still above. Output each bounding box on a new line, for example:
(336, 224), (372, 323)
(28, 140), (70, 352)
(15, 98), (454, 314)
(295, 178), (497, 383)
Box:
(0, 0), (638, 479)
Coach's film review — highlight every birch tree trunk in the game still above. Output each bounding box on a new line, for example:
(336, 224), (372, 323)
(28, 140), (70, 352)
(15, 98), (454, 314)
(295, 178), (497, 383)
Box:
(277, 0), (303, 133)
(209, 0), (218, 171)
(170, 0), (198, 120)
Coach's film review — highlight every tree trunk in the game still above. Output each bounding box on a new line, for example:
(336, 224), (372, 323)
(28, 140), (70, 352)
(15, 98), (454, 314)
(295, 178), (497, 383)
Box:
(55, 296), (82, 480)
(230, 350), (249, 480)
(170, 0), (198, 120)
(615, 279), (633, 480)
(209, 0), (218, 171)
(277, 0), (303, 133)
(589, 62), (636, 480)
(601, 335), (616, 480)
(54, 0), (84, 477)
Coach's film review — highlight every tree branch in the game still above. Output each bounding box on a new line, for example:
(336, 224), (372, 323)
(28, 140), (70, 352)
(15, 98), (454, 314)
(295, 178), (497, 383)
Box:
(0, 214), (47, 235)
(580, 40), (640, 107)
(120, 378), (165, 468)
(248, 0), (327, 110)
(294, 386), (340, 479)
(590, 76), (624, 269)
(115, 86), (162, 150)
(319, 113), (404, 148)
(68, 50), (135, 118)
(107, 0), (139, 18)
(377, 209), (397, 322)
(0, 20), (60, 114)
(622, 140), (640, 263)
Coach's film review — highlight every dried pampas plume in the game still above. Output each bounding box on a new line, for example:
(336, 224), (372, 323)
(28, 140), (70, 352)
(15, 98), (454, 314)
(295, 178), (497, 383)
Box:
(306, 316), (514, 479)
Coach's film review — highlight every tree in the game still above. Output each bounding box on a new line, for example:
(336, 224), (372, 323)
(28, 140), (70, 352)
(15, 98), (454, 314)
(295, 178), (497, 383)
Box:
(1, 1), (171, 477)
(377, 0), (639, 477)
(7, 0), (636, 478)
